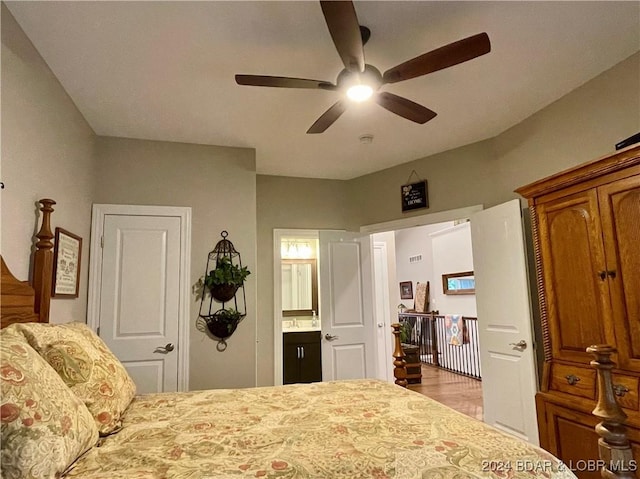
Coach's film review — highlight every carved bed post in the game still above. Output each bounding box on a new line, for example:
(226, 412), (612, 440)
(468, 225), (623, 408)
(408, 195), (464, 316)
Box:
(391, 323), (407, 388)
(587, 345), (636, 479)
(33, 199), (55, 323)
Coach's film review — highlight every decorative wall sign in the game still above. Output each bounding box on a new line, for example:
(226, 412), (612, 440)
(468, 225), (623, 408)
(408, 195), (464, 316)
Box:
(401, 180), (428, 212)
(52, 228), (82, 298)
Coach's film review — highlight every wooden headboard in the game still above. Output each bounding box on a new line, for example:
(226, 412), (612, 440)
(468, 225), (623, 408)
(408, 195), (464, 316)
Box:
(1, 199), (55, 328)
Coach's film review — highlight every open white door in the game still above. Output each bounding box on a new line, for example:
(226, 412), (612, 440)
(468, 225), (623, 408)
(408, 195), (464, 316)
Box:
(373, 242), (393, 382)
(319, 231), (376, 381)
(471, 199), (539, 445)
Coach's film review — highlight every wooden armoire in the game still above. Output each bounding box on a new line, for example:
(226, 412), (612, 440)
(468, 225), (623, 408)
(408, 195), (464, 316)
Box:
(516, 144), (640, 479)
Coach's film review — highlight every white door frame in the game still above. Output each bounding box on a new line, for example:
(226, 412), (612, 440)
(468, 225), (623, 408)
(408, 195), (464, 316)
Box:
(273, 229), (319, 386)
(87, 204), (191, 392)
(360, 205), (484, 234)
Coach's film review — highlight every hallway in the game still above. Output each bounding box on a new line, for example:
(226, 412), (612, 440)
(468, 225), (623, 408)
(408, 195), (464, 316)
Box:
(408, 364), (483, 421)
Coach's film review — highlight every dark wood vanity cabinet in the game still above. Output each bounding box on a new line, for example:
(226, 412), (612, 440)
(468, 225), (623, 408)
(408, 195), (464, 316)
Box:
(283, 331), (322, 384)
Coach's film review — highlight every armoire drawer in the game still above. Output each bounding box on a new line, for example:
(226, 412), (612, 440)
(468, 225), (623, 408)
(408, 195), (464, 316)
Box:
(611, 374), (639, 411)
(549, 363), (596, 400)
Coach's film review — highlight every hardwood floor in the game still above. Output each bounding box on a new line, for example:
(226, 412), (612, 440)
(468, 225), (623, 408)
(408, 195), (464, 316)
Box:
(408, 364), (484, 421)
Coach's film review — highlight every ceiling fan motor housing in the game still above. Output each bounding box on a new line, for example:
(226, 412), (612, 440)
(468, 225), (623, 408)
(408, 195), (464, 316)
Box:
(336, 64), (382, 92)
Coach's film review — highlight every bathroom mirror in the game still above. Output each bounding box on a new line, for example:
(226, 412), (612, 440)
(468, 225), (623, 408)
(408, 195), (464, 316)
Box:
(282, 259), (318, 317)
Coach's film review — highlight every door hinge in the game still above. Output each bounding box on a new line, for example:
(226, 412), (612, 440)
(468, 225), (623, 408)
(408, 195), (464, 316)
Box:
(100, 236), (104, 248)
(96, 326), (101, 336)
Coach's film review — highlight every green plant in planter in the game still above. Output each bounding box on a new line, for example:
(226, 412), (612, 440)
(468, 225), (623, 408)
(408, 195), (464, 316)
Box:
(205, 257), (250, 287)
(206, 308), (244, 338)
(204, 257), (251, 302)
(214, 308), (243, 331)
(399, 321), (412, 344)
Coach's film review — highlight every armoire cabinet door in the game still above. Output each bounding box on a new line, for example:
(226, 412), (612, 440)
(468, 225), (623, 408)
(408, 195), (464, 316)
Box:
(537, 189), (612, 364)
(543, 402), (601, 479)
(598, 174), (640, 371)
(542, 400), (640, 479)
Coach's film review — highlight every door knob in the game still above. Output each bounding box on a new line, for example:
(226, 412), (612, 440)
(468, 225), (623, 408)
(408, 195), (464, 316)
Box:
(154, 343), (175, 354)
(509, 340), (527, 350)
(377, 323), (384, 328)
(324, 333), (339, 341)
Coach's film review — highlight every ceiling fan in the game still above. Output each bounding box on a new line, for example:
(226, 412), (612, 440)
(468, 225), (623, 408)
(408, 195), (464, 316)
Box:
(235, 1), (491, 134)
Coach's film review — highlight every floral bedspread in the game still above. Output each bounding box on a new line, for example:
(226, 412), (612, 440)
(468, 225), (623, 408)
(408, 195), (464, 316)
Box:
(65, 379), (576, 479)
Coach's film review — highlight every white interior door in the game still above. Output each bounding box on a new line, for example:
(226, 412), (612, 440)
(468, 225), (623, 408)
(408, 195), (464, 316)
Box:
(471, 199), (539, 444)
(90, 206), (190, 394)
(319, 231), (376, 381)
(373, 242), (393, 382)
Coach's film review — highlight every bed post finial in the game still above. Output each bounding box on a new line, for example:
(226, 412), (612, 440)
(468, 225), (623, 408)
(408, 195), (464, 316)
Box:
(587, 344), (636, 479)
(33, 199), (56, 322)
(391, 323), (408, 388)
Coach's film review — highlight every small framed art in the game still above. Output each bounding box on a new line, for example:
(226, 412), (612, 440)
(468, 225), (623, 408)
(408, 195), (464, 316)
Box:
(400, 281), (413, 300)
(52, 228), (82, 298)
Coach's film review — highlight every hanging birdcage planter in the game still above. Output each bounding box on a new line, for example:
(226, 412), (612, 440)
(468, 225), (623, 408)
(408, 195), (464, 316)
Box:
(198, 231), (250, 351)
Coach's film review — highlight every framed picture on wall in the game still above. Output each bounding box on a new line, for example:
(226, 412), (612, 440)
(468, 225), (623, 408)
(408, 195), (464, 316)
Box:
(399, 281), (413, 300)
(52, 228), (82, 298)
(442, 271), (475, 295)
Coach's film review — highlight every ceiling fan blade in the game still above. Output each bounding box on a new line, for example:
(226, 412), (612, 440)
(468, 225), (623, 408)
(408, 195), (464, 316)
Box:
(307, 100), (348, 134)
(375, 92), (437, 124)
(235, 75), (336, 90)
(320, 1), (365, 73)
(383, 32), (491, 84)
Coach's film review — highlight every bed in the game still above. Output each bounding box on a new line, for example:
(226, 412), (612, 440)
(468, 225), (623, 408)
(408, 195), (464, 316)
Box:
(0, 199), (633, 479)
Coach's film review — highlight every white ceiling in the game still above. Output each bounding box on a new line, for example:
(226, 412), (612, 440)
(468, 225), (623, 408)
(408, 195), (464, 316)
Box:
(7, 1), (640, 180)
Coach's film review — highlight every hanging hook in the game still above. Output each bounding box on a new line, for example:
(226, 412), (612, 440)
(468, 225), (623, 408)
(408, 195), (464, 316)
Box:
(216, 339), (228, 352)
(220, 230), (228, 239)
(405, 170), (422, 184)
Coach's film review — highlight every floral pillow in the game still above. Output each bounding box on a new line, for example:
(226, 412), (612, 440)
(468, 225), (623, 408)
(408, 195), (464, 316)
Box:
(1, 328), (98, 479)
(11, 322), (137, 435)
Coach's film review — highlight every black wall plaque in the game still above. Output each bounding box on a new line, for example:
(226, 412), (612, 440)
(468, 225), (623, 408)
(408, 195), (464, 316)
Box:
(401, 180), (428, 212)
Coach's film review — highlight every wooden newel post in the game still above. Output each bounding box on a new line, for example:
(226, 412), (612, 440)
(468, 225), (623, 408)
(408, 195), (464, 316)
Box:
(33, 199), (55, 323)
(587, 345), (636, 479)
(391, 323), (407, 388)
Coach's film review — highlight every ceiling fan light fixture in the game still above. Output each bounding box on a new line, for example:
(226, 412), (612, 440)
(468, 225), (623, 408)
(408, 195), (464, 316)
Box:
(235, 1), (491, 133)
(346, 84), (373, 102)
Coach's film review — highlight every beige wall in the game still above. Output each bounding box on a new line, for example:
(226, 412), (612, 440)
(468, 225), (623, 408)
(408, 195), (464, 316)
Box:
(93, 137), (257, 391)
(350, 139), (499, 226)
(256, 51), (640, 386)
(1, 4), (96, 324)
(350, 52), (640, 226)
(255, 175), (357, 385)
(492, 51), (640, 198)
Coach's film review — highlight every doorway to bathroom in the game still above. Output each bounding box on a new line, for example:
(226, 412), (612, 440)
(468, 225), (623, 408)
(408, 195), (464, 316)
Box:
(274, 230), (321, 386)
(273, 228), (376, 386)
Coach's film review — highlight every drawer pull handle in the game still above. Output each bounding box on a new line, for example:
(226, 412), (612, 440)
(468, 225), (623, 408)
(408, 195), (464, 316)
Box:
(565, 374), (581, 386)
(613, 384), (629, 397)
